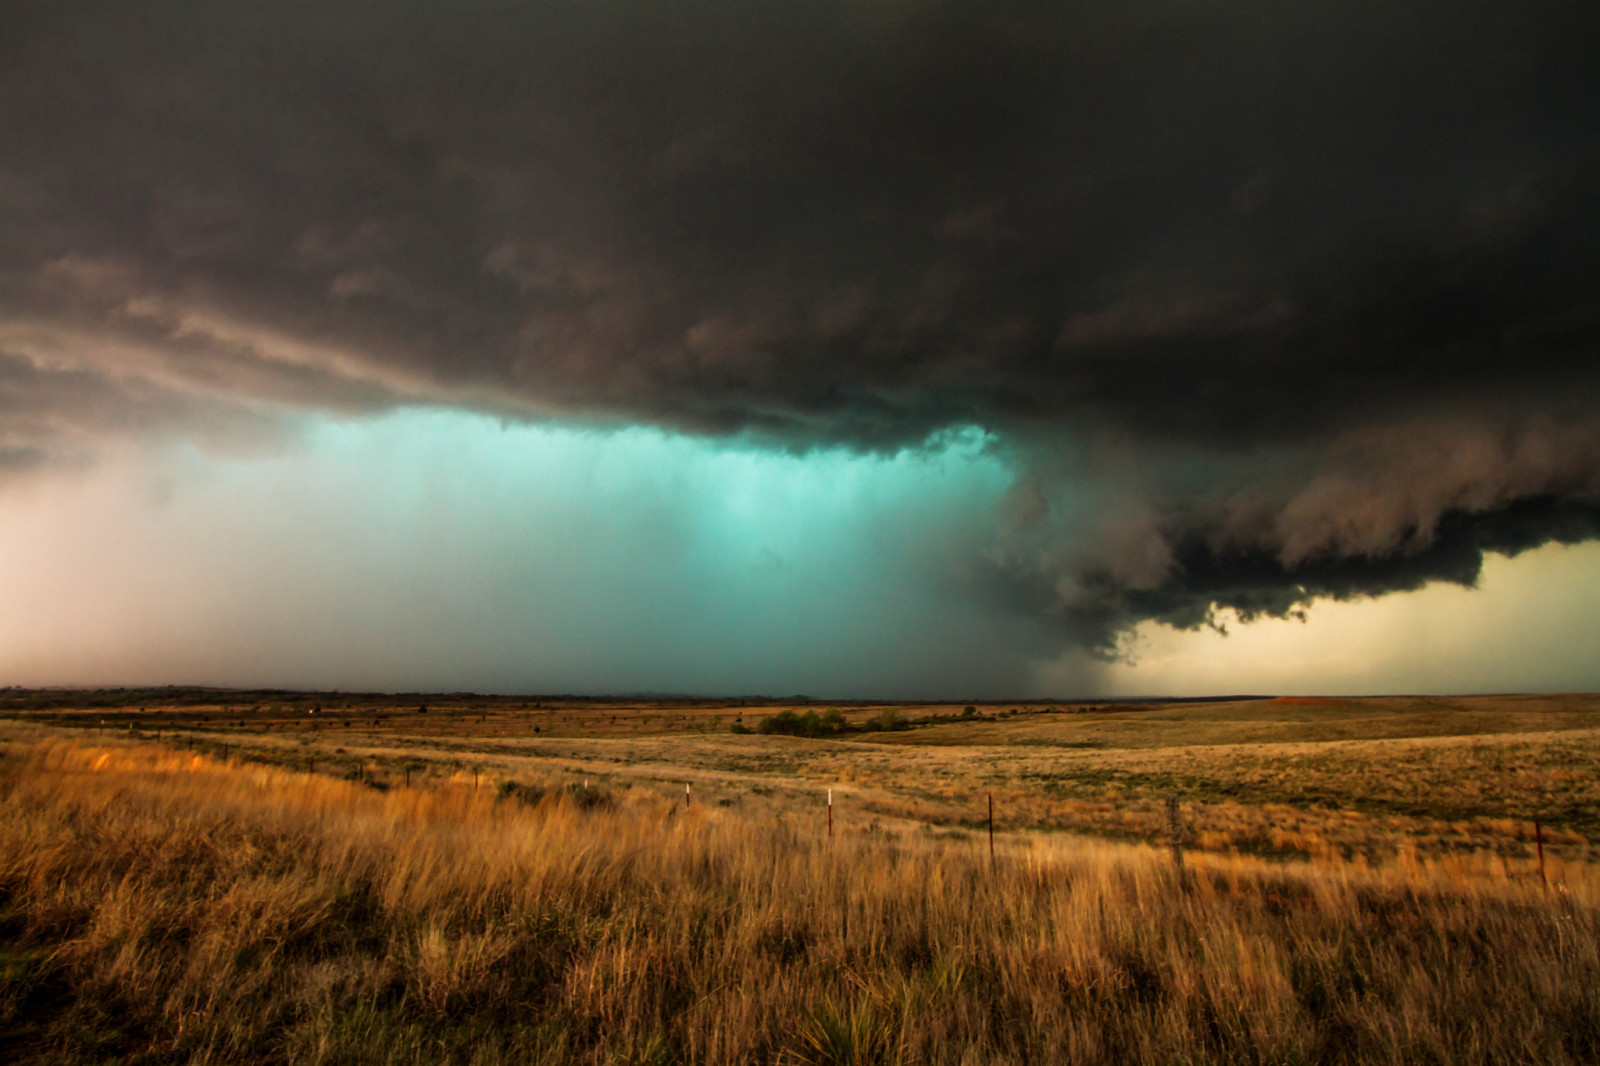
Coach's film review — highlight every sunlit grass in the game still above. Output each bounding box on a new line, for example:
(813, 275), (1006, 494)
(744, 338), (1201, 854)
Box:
(2, 733), (1597, 1064)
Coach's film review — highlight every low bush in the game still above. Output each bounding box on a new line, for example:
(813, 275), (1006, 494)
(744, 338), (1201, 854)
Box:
(757, 709), (849, 738)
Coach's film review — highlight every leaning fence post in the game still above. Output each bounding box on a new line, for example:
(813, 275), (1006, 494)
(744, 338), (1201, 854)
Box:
(1167, 793), (1186, 878)
(1535, 820), (1548, 892)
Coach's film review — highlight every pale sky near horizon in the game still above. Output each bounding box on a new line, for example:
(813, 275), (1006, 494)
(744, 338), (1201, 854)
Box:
(1084, 542), (1600, 698)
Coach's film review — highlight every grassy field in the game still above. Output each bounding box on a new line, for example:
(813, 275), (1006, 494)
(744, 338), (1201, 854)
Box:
(1, 692), (1598, 1063)
(10, 690), (1597, 863)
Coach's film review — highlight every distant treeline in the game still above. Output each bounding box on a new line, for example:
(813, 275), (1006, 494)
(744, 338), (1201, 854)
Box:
(730, 704), (1107, 738)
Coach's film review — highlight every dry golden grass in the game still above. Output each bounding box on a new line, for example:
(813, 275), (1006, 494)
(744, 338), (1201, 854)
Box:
(17, 692), (1598, 870)
(2, 730), (1598, 1065)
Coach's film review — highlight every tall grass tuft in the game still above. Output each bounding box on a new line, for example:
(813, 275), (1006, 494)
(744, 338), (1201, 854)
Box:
(790, 999), (896, 1066)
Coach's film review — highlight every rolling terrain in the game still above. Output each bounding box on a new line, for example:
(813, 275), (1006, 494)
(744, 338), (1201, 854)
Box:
(1, 691), (1597, 1063)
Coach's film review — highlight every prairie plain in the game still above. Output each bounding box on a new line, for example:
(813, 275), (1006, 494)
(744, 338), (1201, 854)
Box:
(11, 689), (1598, 863)
(1, 690), (1597, 1063)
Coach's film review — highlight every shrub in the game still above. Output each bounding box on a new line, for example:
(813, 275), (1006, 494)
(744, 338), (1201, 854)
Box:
(498, 780), (542, 804)
(757, 709), (850, 739)
(563, 781), (615, 810)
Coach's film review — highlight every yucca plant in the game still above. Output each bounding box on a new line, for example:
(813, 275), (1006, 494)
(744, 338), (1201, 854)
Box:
(788, 998), (899, 1066)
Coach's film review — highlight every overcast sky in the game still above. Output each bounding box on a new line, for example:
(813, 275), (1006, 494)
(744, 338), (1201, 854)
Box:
(2, 1), (1598, 696)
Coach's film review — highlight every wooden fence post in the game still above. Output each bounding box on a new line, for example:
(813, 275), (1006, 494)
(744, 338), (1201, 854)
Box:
(828, 789), (834, 839)
(1167, 793), (1185, 878)
(988, 793), (995, 867)
(685, 782), (692, 808)
(1535, 820), (1548, 892)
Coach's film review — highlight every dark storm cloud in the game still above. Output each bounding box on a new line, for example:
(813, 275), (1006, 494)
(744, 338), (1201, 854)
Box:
(3, 0), (1599, 649)
(989, 489), (1600, 649)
